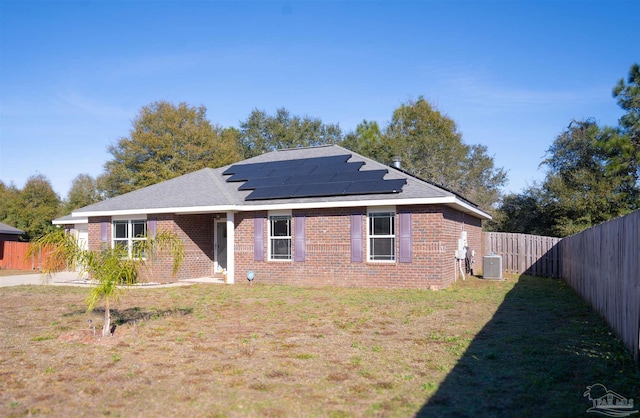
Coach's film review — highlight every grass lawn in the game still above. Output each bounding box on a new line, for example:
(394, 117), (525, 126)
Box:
(1, 275), (638, 417)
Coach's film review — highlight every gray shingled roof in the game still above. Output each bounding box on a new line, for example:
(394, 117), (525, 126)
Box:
(72, 145), (490, 219)
(0, 222), (24, 235)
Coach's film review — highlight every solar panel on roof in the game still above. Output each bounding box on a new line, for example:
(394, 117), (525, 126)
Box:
(245, 184), (304, 200)
(331, 170), (387, 182)
(222, 162), (266, 176)
(223, 154), (351, 177)
(309, 161), (364, 174)
(300, 155), (351, 166)
(237, 176), (290, 190)
(225, 154), (407, 200)
(285, 173), (337, 185)
(304, 182), (350, 196)
(346, 179), (407, 194)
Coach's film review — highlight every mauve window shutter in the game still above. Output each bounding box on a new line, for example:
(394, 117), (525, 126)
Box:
(147, 218), (157, 238)
(254, 217), (264, 261)
(100, 221), (108, 242)
(399, 212), (412, 263)
(294, 215), (306, 262)
(351, 214), (363, 262)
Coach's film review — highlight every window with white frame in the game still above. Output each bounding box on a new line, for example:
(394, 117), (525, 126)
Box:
(368, 210), (396, 261)
(113, 219), (147, 258)
(269, 214), (291, 260)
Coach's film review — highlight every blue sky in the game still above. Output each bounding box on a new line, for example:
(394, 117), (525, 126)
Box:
(1, 0), (638, 200)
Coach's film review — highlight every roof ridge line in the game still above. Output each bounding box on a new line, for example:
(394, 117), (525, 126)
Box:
(275, 144), (335, 152)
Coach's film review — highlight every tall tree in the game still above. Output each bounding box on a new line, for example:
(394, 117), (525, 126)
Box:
(0, 181), (21, 230)
(100, 101), (242, 197)
(459, 144), (508, 210)
(239, 108), (343, 158)
(65, 174), (102, 212)
(345, 98), (507, 210)
(341, 120), (390, 163)
(613, 63), (640, 150)
(487, 65), (640, 236)
(540, 120), (637, 236)
(384, 98), (469, 189)
(486, 184), (553, 236)
(597, 63), (640, 202)
(16, 174), (61, 239)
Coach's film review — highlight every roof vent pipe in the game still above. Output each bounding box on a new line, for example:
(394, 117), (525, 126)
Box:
(392, 156), (402, 169)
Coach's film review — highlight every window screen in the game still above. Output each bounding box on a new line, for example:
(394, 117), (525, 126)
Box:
(368, 212), (396, 261)
(269, 215), (291, 260)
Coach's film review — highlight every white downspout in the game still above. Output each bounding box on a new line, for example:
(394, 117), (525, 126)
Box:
(226, 211), (235, 284)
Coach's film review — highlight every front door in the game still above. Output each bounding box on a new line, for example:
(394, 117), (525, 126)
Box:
(215, 220), (227, 272)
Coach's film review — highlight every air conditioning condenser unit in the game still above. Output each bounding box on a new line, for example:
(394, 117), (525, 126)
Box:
(483, 254), (503, 280)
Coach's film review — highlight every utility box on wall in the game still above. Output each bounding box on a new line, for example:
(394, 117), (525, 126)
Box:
(483, 254), (503, 280)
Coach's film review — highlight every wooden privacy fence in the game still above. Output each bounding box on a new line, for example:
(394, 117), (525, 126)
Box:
(483, 232), (561, 277)
(559, 210), (640, 362)
(0, 241), (49, 271)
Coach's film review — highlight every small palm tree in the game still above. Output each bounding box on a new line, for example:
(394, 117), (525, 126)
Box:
(27, 228), (184, 337)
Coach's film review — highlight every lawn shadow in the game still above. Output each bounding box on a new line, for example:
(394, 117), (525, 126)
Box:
(62, 306), (193, 325)
(112, 306), (194, 325)
(416, 275), (640, 417)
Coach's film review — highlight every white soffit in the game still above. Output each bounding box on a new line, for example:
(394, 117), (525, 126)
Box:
(72, 196), (491, 220)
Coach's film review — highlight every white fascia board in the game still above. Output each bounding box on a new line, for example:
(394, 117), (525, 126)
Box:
(235, 197), (491, 220)
(52, 217), (88, 225)
(72, 206), (239, 218)
(73, 197), (491, 221)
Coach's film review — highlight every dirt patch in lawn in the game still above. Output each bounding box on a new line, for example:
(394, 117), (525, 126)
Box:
(1, 276), (638, 417)
(0, 269), (39, 276)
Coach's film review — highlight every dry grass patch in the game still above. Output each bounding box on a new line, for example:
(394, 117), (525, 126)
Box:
(0, 269), (37, 276)
(0, 276), (638, 417)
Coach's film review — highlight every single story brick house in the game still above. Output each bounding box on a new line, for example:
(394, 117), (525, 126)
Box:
(58, 145), (490, 289)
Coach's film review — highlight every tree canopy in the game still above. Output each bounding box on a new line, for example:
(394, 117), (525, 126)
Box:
(100, 101), (242, 197)
(343, 98), (507, 210)
(341, 120), (387, 162)
(484, 184), (552, 236)
(385, 98), (469, 189)
(491, 63), (640, 237)
(613, 63), (640, 150)
(0, 181), (22, 234)
(603, 63), (640, 195)
(239, 108), (343, 158)
(2, 175), (61, 239)
(65, 174), (102, 213)
(541, 120), (628, 236)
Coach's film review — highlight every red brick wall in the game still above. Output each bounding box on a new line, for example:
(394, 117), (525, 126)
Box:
(88, 214), (217, 283)
(440, 206), (483, 281)
(234, 205), (483, 289)
(171, 214), (215, 280)
(88, 206), (483, 288)
(88, 217), (110, 252)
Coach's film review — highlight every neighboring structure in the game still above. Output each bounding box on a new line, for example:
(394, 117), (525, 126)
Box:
(0, 222), (24, 242)
(0, 222), (26, 270)
(58, 145), (491, 289)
